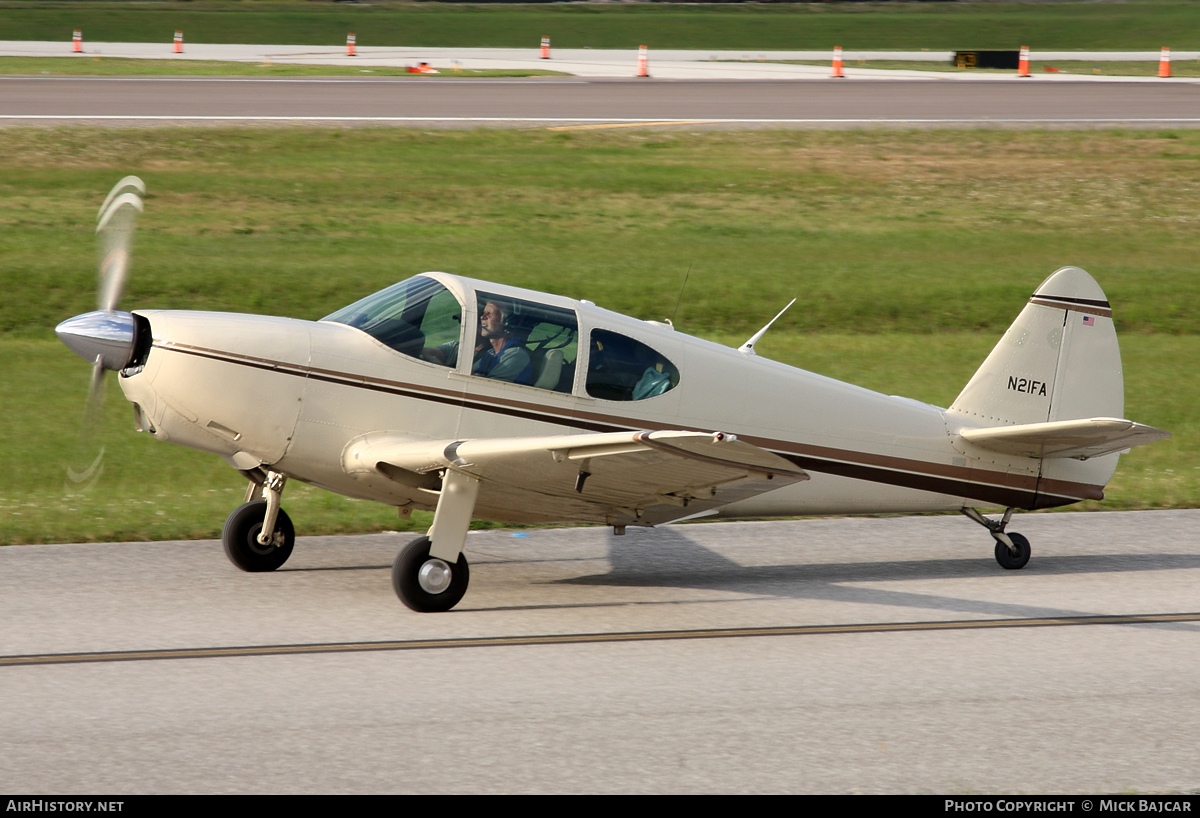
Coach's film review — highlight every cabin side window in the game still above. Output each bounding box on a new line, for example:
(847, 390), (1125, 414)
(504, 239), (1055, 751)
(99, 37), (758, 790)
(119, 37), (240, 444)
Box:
(321, 276), (463, 365)
(586, 329), (679, 401)
(439, 292), (578, 391)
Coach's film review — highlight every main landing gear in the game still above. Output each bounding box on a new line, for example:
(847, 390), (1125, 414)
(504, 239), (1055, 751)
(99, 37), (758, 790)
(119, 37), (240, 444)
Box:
(222, 470), (294, 572)
(961, 507), (1031, 570)
(392, 469), (480, 613)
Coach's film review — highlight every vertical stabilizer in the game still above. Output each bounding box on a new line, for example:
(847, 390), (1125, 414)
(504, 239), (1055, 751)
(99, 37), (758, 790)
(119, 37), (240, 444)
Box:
(949, 266), (1123, 427)
(949, 267), (1126, 506)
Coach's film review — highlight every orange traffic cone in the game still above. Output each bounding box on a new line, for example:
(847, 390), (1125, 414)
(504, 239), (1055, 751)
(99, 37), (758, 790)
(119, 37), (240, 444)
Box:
(1018, 45), (1030, 77)
(831, 46), (844, 78)
(347, 33), (356, 57)
(72, 30), (82, 53)
(173, 30), (183, 54)
(541, 36), (550, 60)
(636, 44), (649, 78)
(1158, 47), (1171, 78)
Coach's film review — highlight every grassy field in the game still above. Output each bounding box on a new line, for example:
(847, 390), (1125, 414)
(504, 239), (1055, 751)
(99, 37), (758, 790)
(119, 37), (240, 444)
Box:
(1, 1), (1198, 51)
(1, 127), (1197, 543)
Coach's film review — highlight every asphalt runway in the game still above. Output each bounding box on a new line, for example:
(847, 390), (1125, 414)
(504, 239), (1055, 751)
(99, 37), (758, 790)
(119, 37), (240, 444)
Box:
(4, 76), (1200, 127)
(3, 510), (1199, 793)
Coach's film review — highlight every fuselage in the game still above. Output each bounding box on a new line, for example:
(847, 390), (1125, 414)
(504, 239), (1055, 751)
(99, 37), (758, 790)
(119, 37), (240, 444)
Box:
(117, 272), (1107, 525)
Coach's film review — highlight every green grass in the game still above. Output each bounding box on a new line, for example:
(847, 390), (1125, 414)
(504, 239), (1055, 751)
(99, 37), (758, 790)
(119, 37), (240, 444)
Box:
(2, 126), (1198, 543)
(0, 56), (566, 77)
(1, 1), (1199, 51)
(6, 128), (1198, 337)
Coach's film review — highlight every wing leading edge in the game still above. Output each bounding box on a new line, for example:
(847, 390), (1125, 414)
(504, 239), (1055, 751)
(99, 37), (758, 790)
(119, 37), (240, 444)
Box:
(344, 430), (808, 527)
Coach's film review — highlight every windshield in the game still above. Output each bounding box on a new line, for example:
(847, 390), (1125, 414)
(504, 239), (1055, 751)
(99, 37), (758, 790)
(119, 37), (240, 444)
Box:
(322, 276), (463, 360)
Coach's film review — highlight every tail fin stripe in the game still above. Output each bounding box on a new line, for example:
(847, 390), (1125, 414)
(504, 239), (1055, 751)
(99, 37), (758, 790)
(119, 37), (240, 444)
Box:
(1029, 294), (1110, 308)
(1029, 298), (1111, 318)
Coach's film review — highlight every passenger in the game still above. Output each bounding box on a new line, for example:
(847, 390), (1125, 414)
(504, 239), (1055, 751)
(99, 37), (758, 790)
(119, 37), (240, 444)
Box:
(424, 299), (533, 385)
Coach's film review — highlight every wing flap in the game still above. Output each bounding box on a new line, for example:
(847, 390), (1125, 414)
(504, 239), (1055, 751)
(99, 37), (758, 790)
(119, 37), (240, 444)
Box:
(960, 417), (1170, 460)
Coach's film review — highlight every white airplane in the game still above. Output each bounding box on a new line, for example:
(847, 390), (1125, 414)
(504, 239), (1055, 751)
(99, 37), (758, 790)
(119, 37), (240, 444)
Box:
(57, 179), (1170, 612)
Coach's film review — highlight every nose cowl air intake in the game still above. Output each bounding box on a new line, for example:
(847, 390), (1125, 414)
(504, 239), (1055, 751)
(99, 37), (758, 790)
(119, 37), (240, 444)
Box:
(56, 310), (136, 371)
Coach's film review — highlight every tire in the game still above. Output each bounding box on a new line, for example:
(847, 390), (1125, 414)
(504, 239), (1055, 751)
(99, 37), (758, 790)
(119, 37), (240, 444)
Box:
(222, 500), (295, 572)
(994, 532), (1031, 570)
(392, 535), (470, 613)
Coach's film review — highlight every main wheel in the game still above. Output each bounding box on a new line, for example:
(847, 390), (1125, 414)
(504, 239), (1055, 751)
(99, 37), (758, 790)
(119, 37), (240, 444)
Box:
(222, 500), (295, 572)
(392, 535), (469, 613)
(994, 532), (1031, 570)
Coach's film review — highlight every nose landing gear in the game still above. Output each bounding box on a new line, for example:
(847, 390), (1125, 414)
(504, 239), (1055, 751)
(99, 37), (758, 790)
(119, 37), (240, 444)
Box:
(222, 470), (294, 572)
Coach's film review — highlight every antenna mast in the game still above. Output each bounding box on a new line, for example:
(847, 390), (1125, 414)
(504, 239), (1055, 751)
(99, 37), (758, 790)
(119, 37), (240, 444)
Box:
(738, 299), (797, 356)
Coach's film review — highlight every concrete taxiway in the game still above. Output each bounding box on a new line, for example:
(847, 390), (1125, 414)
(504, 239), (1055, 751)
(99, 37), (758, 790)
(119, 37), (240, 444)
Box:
(3, 75), (1199, 128)
(2, 511), (1199, 792)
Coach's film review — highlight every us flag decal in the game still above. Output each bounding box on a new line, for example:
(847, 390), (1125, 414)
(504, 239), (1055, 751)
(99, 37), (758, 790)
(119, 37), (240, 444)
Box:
(1082, 315), (1095, 326)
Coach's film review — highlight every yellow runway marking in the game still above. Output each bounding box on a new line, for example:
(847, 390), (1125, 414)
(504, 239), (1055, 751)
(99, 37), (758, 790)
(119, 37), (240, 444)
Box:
(547, 120), (718, 131)
(3, 612), (1198, 668)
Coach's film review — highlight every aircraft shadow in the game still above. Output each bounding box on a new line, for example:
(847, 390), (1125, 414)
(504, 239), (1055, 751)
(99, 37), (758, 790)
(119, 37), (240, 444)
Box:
(544, 527), (1200, 630)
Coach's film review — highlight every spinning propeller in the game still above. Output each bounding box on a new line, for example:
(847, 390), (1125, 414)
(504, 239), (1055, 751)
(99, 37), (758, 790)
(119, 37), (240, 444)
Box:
(56, 177), (145, 489)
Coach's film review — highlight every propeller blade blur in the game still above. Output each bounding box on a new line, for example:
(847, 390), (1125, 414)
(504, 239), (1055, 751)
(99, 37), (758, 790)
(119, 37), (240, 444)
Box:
(65, 356), (107, 491)
(96, 189), (143, 312)
(96, 175), (145, 221)
(61, 176), (146, 490)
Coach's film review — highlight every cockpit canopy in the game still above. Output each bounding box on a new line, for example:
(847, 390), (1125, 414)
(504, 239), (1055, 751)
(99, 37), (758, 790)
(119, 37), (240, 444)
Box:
(323, 275), (679, 400)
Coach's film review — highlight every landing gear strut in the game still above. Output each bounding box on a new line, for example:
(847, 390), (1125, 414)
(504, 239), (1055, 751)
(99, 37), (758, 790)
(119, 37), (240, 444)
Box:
(961, 507), (1031, 570)
(392, 469), (479, 612)
(222, 470), (294, 572)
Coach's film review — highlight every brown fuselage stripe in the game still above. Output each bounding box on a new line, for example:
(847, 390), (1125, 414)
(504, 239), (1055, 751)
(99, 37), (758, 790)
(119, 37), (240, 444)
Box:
(4, 612), (1197, 667)
(152, 341), (1100, 509)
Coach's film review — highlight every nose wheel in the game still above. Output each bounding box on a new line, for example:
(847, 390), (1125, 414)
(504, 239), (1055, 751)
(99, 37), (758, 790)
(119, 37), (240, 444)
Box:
(222, 500), (295, 571)
(393, 535), (470, 612)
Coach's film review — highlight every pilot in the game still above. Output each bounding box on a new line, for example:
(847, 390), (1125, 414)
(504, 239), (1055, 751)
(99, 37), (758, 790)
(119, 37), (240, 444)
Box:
(425, 299), (533, 385)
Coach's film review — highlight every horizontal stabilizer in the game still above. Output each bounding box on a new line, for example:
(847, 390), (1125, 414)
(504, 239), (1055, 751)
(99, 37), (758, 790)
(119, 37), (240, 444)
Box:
(960, 417), (1170, 460)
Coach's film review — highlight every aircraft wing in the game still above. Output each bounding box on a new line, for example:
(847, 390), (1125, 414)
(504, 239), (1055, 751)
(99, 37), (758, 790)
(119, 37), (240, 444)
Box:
(959, 417), (1171, 460)
(346, 430), (808, 526)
